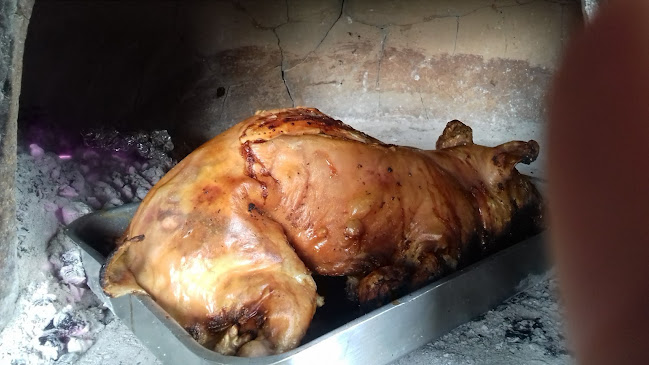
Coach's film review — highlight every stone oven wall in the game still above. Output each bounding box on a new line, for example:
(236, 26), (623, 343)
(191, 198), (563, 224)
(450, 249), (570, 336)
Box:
(0, 0), (33, 332)
(19, 0), (582, 169)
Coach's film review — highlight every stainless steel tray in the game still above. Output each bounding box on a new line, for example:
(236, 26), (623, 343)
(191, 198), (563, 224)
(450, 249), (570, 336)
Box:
(66, 203), (550, 365)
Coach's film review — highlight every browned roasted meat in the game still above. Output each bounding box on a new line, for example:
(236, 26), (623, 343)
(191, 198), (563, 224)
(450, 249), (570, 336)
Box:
(101, 107), (543, 356)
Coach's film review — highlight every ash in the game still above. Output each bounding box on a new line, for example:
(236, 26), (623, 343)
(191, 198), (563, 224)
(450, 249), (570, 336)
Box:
(392, 275), (572, 365)
(1, 127), (569, 365)
(0, 128), (168, 365)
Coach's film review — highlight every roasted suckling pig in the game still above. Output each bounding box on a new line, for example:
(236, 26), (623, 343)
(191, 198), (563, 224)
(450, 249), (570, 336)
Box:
(101, 107), (543, 357)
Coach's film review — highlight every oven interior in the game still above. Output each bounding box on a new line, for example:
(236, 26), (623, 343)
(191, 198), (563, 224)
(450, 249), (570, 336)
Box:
(1, 0), (589, 363)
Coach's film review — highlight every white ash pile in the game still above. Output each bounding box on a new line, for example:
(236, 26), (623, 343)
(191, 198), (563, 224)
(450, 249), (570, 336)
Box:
(0, 127), (173, 365)
(4, 232), (113, 364)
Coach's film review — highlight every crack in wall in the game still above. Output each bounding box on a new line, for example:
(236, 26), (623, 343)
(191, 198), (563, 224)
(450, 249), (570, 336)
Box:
(231, 0), (295, 107)
(453, 16), (459, 55)
(273, 28), (295, 107)
(314, 0), (345, 53)
(503, 11), (509, 57)
(218, 85), (231, 123)
(375, 28), (388, 89)
(279, 0), (292, 106)
(283, 0), (345, 73)
(419, 91), (430, 121)
(376, 27), (389, 111)
(346, 0), (565, 28)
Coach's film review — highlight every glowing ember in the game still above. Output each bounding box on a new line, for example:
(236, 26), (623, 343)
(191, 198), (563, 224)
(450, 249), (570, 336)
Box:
(29, 143), (44, 158)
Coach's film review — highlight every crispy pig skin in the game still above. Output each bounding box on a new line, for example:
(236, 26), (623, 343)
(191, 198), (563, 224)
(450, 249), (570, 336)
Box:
(101, 107), (543, 356)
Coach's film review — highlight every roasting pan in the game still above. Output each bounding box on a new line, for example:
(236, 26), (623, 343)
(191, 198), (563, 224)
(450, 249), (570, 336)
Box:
(66, 203), (549, 365)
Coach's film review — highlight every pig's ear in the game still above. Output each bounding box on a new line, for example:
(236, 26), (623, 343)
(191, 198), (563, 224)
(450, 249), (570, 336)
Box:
(436, 120), (473, 149)
(100, 234), (147, 297)
(491, 140), (540, 170)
